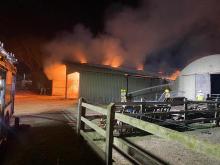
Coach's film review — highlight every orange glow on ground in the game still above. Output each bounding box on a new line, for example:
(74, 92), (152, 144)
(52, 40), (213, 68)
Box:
(67, 72), (80, 99)
(168, 70), (180, 80)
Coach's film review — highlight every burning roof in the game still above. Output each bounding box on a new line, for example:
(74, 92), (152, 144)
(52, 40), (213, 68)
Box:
(64, 61), (160, 79)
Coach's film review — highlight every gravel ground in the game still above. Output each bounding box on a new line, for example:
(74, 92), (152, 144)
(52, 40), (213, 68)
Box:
(1, 91), (104, 165)
(126, 131), (220, 165)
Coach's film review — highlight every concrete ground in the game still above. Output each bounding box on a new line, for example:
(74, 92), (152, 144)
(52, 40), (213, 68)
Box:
(65, 101), (220, 165)
(3, 91), (220, 165)
(1, 91), (104, 165)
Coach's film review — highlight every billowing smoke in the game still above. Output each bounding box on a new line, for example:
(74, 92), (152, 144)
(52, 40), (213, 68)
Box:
(44, 25), (126, 68)
(44, 0), (220, 75)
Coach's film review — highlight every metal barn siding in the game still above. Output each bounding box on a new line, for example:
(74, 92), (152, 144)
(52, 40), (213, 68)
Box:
(66, 62), (161, 103)
(79, 71), (126, 104)
(79, 71), (159, 104)
(128, 77), (166, 101)
(128, 77), (151, 93)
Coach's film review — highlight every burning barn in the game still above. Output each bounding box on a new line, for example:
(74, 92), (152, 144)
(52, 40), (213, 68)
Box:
(46, 63), (164, 103)
(173, 55), (220, 100)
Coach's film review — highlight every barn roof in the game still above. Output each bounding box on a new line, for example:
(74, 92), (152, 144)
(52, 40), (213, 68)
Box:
(65, 62), (160, 79)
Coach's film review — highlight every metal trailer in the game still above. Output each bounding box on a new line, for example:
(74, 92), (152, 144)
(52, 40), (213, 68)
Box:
(0, 42), (17, 144)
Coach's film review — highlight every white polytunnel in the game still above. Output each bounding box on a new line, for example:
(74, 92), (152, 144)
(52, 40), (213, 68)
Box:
(173, 55), (220, 100)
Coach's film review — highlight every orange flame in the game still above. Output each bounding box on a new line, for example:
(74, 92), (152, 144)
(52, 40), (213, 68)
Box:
(44, 63), (67, 96)
(103, 56), (123, 68)
(137, 64), (144, 71)
(67, 72), (80, 99)
(44, 63), (80, 98)
(44, 63), (66, 80)
(168, 70), (180, 80)
(75, 51), (87, 64)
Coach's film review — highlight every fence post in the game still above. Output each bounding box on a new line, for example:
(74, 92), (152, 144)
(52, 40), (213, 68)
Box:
(105, 103), (115, 165)
(184, 98), (188, 122)
(77, 98), (86, 135)
(215, 103), (219, 127)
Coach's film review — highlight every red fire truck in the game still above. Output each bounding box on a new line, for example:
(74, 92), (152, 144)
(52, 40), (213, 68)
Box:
(0, 42), (17, 144)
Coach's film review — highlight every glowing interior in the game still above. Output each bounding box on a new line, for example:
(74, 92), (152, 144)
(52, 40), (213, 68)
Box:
(67, 72), (80, 99)
(49, 64), (66, 96)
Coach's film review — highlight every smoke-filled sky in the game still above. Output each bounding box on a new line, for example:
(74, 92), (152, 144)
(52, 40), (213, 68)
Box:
(1, 0), (220, 75)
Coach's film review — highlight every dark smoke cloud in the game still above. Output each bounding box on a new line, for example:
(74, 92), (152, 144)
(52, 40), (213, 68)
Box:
(44, 25), (126, 67)
(145, 21), (220, 74)
(45, 0), (220, 74)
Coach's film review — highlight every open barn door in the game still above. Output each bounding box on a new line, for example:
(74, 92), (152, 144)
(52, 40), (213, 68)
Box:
(211, 74), (220, 95)
(67, 72), (80, 99)
(195, 74), (210, 99)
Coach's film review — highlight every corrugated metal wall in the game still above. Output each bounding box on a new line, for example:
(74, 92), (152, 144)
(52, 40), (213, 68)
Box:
(79, 71), (159, 104)
(79, 71), (125, 104)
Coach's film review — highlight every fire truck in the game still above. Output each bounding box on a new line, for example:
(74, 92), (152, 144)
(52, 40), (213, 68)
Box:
(0, 42), (17, 144)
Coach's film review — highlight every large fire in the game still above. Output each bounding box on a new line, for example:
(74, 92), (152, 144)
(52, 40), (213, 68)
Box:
(74, 49), (123, 67)
(167, 70), (180, 80)
(44, 61), (179, 98)
(67, 72), (80, 99)
(44, 63), (66, 81)
(44, 64), (67, 96)
(103, 56), (123, 68)
(44, 63), (80, 98)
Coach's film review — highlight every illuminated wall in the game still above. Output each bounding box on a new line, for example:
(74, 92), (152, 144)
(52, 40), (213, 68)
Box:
(66, 72), (80, 99)
(49, 64), (66, 96)
(65, 63), (163, 103)
(173, 55), (220, 100)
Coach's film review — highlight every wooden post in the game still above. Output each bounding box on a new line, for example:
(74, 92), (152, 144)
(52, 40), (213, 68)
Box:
(105, 103), (115, 165)
(183, 98), (188, 122)
(65, 69), (68, 99)
(125, 74), (129, 98)
(77, 98), (86, 135)
(215, 103), (219, 127)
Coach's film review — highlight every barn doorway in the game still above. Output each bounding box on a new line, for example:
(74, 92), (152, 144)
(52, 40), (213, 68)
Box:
(211, 74), (220, 95)
(67, 72), (80, 99)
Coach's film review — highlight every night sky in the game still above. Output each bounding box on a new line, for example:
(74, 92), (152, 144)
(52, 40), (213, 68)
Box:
(0, 0), (137, 73)
(1, 0), (220, 78)
(0, 0), (137, 37)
